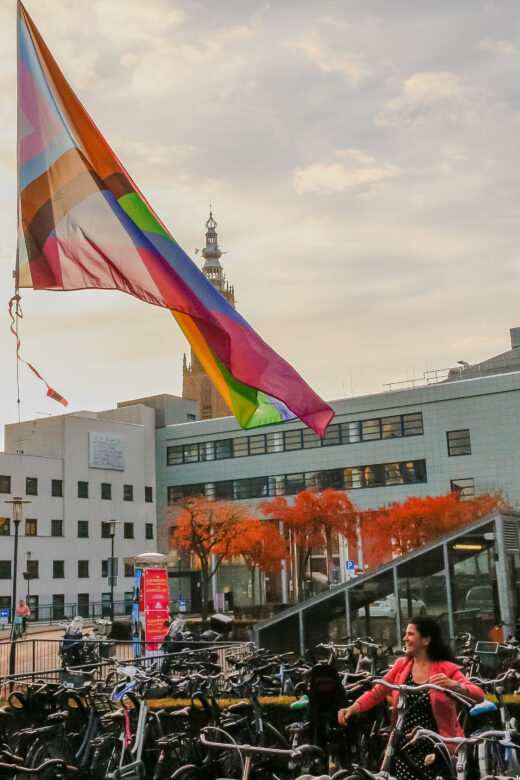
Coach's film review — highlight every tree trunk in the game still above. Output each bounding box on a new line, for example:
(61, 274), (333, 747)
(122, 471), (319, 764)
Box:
(200, 561), (210, 620)
(251, 567), (256, 605)
(325, 528), (333, 583)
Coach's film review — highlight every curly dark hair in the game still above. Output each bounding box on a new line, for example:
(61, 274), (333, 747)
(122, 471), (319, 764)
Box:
(409, 616), (455, 662)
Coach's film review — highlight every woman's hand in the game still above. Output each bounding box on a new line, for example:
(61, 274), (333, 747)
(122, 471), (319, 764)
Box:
(429, 672), (458, 690)
(338, 703), (360, 725)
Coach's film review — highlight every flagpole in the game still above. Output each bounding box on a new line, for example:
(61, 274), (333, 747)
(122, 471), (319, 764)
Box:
(15, 0), (21, 426)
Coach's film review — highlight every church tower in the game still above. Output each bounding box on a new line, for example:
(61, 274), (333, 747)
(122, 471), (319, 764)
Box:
(182, 211), (236, 420)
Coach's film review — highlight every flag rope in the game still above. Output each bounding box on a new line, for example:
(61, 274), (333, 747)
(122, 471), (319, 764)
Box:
(8, 295), (68, 407)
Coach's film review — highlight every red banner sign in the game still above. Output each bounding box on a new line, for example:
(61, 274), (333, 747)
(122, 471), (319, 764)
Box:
(143, 568), (169, 652)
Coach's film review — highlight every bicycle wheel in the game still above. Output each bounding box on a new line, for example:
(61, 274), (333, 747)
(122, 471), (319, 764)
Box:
(90, 735), (132, 779)
(170, 765), (201, 780)
(24, 739), (70, 780)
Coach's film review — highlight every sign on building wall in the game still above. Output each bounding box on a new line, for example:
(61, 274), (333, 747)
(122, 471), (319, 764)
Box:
(88, 432), (125, 470)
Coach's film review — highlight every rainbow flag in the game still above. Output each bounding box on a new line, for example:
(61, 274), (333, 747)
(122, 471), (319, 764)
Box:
(17, 3), (333, 436)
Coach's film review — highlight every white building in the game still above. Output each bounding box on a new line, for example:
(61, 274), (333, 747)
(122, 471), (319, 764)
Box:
(0, 404), (158, 619)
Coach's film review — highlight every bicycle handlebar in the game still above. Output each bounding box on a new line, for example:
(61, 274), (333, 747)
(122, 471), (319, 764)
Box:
(371, 678), (476, 708)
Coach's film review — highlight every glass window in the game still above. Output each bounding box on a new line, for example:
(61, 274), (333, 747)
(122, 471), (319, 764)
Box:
(124, 523), (134, 539)
(215, 480), (234, 499)
(403, 460), (427, 484)
(101, 560), (108, 577)
(344, 467), (364, 489)
(167, 446), (183, 466)
(318, 469), (345, 490)
(199, 442), (215, 461)
(124, 563), (134, 577)
(250, 477), (268, 498)
(52, 595), (64, 620)
(187, 413), (196, 421)
(0, 596), (10, 609)
(101, 522), (111, 539)
(249, 435), (267, 455)
(25, 518), (37, 536)
(167, 485), (181, 504)
(232, 437), (249, 457)
(447, 429), (471, 456)
(322, 425), (340, 447)
(285, 473), (305, 495)
(234, 479), (251, 500)
(78, 560), (89, 578)
(101, 483), (112, 500)
(268, 475), (285, 496)
(27, 559), (38, 578)
(361, 419), (381, 441)
(382, 416), (402, 439)
(0, 476), (11, 493)
(77, 593), (89, 619)
(266, 432), (284, 453)
(385, 462), (403, 486)
(284, 430), (302, 451)
(26, 477), (38, 495)
(78, 481), (88, 499)
(403, 412), (423, 436)
(341, 421), (360, 444)
(450, 478), (475, 500)
(0, 518), (9, 535)
(145, 523), (154, 540)
(305, 471), (320, 491)
(364, 464), (385, 487)
(123, 485), (133, 501)
(51, 520), (63, 537)
(145, 486), (153, 503)
(215, 439), (233, 460)
(302, 429), (321, 449)
(51, 479), (63, 497)
(181, 484), (205, 497)
(0, 561), (11, 578)
(182, 443), (199, 463)
(78, 521), (88, 538)
(53, 560), (64, 578)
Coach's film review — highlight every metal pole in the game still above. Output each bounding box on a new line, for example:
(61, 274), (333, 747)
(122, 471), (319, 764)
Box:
(110, 532), (115, 622)
(443, 542), (455, 642)
(9, 519), (20, 678)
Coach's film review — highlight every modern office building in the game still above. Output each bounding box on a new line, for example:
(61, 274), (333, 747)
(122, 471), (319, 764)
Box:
(0, 404), (158, 619)
(154, 329), (520, 610)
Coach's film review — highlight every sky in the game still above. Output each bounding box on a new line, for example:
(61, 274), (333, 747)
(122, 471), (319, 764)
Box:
(1, 0), (520, 436)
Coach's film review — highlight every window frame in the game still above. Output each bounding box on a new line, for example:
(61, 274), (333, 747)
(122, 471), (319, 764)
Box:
(53, 560), (65, 579)
(447, 429), (472, 457)
(51, 519), (63, 537)
(51, 479), (63, 497)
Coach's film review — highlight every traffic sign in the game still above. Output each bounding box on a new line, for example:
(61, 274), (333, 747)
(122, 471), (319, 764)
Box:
(0, 608), (9, 624)
(179, 599), (186, 613)
(108, 576), (118, 586)
(346, 560), (355, 570)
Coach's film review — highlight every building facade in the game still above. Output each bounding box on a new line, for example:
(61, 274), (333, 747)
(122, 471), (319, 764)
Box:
(0, 404), (158, 618)
(156, 331), (520, 609)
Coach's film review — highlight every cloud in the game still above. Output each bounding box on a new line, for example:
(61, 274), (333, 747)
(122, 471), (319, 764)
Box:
(283, 32), (370, 88)
(376, 71), (496, 128)
(477, 37), (518, 56)
(292, 149), (400, 195)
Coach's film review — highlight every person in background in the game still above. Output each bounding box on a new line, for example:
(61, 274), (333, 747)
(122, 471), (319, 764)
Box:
(15, 599), (31, 634)
(338, 616), (484, 779)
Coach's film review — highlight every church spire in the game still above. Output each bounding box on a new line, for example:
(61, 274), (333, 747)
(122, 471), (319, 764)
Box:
(201, 208), (226, 292)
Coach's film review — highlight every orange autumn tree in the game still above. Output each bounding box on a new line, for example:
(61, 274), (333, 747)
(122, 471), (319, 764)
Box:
(230, 519), (290, 604)
(170, 496), (259, 618)
(259, 489), (358, 595)
(359, 491), (507, 568)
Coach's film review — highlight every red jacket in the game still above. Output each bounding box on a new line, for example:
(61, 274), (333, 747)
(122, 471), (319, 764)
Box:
(355, 657), (484, 741)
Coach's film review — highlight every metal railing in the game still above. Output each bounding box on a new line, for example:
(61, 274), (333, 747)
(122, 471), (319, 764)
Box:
(1, 598), (193, 624)
(0, 637), (254, 687)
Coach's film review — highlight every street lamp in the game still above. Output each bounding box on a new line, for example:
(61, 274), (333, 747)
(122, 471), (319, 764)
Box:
(5, 497), (31, 679)
(108, 520), (120, 621)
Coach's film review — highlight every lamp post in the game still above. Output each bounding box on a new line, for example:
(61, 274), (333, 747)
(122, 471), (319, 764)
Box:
(108, 520), (120, 621)
(5, 497), (31, 679)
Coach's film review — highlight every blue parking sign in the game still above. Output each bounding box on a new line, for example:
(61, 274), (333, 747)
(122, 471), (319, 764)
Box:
(346, 560), (355, 570)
